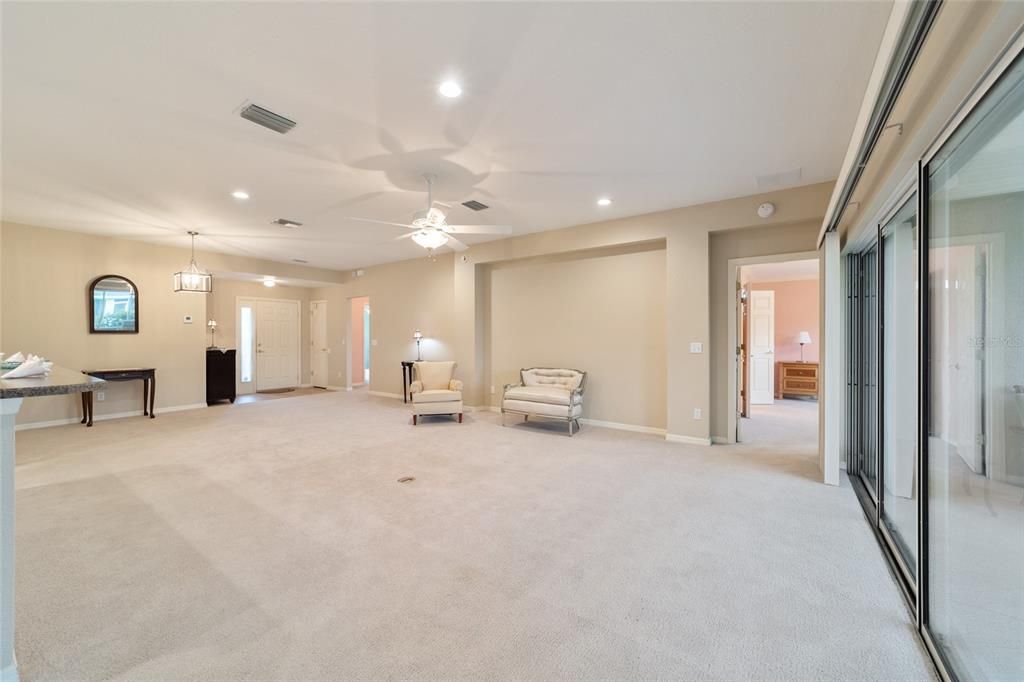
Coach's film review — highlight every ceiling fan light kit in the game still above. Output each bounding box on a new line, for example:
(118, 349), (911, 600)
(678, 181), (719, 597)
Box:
(345, 174), (514, 255)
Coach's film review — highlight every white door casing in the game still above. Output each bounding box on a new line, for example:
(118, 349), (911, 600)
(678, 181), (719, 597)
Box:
(749, 290), (775, 405)
(256, 300), (300, 391)
(311, 300), (329, 388)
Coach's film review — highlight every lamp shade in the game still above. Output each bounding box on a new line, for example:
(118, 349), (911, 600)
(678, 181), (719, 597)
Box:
(413, 329), (423, 341)
(797, 331), (813, 345)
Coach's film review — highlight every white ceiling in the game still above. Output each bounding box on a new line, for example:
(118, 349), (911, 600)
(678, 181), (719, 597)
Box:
(742, 259), (819, 283)
(1, 1), (891, 271)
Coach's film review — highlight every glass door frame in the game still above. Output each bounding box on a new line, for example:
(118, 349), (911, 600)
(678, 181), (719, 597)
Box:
(846, 179), (920, 612)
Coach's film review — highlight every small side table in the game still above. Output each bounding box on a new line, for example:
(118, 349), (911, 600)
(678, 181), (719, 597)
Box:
(401, 361), (415, 403)
(81, 368), (156, 426)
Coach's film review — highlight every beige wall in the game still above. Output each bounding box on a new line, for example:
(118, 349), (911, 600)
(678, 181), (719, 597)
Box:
(207, 279), (313, 392)
(487, 244), (667, 428)
(2, 222), (207, 424)
(455, 183), (832, 443)
(708, 220), (822, 439)
(1, 221), (344, 426)
(312, 253), (455, 396)
(4, 182), (832, 446)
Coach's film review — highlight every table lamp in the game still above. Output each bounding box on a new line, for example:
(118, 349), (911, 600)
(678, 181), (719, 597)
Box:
(207, 319), (218, 349)
(413, 329), (423, 361)
(797, 331), (812, 362)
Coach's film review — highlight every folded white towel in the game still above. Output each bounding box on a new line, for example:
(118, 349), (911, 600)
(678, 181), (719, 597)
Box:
(5, 352), (25, 364)
(2, 354), (52, 379)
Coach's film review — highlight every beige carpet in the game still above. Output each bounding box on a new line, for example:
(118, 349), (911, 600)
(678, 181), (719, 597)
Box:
(13, 392), (935, 681)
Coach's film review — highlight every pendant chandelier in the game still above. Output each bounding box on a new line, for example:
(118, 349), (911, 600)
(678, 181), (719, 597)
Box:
(174, 231), (213, 293)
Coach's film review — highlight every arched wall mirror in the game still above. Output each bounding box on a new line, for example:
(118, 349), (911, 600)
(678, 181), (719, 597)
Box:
(89, 275), (139, 333)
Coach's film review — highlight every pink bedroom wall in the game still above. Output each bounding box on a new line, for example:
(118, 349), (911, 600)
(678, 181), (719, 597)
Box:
(351, 296), (367, 385)
(750, 280), (819, 363)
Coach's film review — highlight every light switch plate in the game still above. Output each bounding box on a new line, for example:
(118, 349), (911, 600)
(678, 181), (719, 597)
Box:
(183, 315), (193, 324)
(689, 342), (703, 353)
(693, 408), (702, 420)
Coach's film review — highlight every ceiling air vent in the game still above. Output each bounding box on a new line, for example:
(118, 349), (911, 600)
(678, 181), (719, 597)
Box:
(461, 199), (489, 211)
(240, 103), (297, 134)
(272, 218), (303, 228)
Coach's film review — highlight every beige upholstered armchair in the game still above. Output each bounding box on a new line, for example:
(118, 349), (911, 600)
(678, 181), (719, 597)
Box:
(410, 361), (463, 424)
(501, 367), (587, 435)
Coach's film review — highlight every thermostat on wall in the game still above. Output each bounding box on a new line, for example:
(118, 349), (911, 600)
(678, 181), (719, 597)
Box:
(183, 315), (193, 324)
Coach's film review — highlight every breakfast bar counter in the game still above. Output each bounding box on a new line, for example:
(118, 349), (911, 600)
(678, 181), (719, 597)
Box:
(1, 367), (106, 682)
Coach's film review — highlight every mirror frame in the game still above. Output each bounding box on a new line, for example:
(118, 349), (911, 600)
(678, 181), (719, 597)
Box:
(89, 274), (139, 334)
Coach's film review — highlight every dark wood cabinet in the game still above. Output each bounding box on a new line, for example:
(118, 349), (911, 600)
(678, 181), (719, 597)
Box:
(206, 349), (236, 405)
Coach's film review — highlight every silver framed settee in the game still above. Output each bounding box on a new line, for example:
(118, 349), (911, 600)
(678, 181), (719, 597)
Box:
(501, 367), (587, 436)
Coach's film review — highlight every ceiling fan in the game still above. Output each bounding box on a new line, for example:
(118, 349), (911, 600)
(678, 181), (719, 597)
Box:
(346, 175), (513, 253)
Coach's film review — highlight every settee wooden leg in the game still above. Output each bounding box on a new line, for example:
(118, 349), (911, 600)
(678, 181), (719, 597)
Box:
(458, 413), (463, 423)
(524, 414), (529, 422)
(413, 415), (418, 425)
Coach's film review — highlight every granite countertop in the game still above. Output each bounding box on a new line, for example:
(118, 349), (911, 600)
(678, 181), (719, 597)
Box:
(0, 366), (107, 399)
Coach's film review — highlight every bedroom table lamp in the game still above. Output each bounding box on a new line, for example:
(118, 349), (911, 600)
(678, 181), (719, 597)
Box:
(797, 331), (812, 362)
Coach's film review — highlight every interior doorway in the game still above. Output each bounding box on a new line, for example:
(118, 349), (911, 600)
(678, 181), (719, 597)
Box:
(348, 296), (370, 388)
(311, 300), (328, 389)
(727, 254), (820, 446)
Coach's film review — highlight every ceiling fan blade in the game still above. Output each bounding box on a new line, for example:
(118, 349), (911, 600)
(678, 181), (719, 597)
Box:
(446, 225), (514, 235)
(446, 235), (469, 252)
(346, 216), (414, 229)
(393, 232), (417, 241)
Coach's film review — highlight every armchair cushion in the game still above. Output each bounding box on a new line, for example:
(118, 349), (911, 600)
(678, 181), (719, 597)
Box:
(414, 361), (456, 391)
(412, 389), (462, 404)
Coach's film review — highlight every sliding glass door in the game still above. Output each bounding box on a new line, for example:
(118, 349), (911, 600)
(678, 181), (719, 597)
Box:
(923, 50), (1024, 682)
(845, 38), (1024, 682)
(881, 197), (919, 580)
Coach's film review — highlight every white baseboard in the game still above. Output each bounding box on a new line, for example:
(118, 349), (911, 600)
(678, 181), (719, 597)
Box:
(711, 436), (733, 445)
(665, 433), (713, 446)
(367, 390), (404, 400)
(580, 418), (666, 436)
(325, 385), (346, 392)
(15, 402), (208, 431)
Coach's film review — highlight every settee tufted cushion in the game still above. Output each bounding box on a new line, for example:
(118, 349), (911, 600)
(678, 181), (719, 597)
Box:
(521, 368), (584, 390)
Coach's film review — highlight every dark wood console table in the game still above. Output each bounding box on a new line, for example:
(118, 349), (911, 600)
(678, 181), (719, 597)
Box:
(401, 361), (415, 403)
(80, 368), (155, 426)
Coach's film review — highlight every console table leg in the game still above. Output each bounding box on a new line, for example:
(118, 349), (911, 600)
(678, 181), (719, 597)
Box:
(80, 392), (87, 425)
(142, 379), (149, 416)
(149, 376), (155, 418)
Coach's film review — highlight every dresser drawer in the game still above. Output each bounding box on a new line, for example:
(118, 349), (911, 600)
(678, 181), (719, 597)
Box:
(775, 362), (820, 398)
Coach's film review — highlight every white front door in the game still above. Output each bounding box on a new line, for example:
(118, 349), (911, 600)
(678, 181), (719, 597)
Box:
(256, 300), (299, 391)
(748, 289), (775, 405)
(311, 300), (329, 389)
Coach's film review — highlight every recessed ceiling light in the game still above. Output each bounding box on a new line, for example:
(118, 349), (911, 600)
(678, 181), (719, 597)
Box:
(439, 80), (462, 98)
(597, 197), (612, 207)
(231, 190), (250, 200)
(262, 277), (276, 288)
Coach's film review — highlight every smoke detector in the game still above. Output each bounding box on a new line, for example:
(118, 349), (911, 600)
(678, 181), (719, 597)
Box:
(757, 202), (775, 219)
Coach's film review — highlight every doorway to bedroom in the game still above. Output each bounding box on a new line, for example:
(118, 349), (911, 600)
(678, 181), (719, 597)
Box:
(348, 296), (370, 388)
(731, 256), (820, 448)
